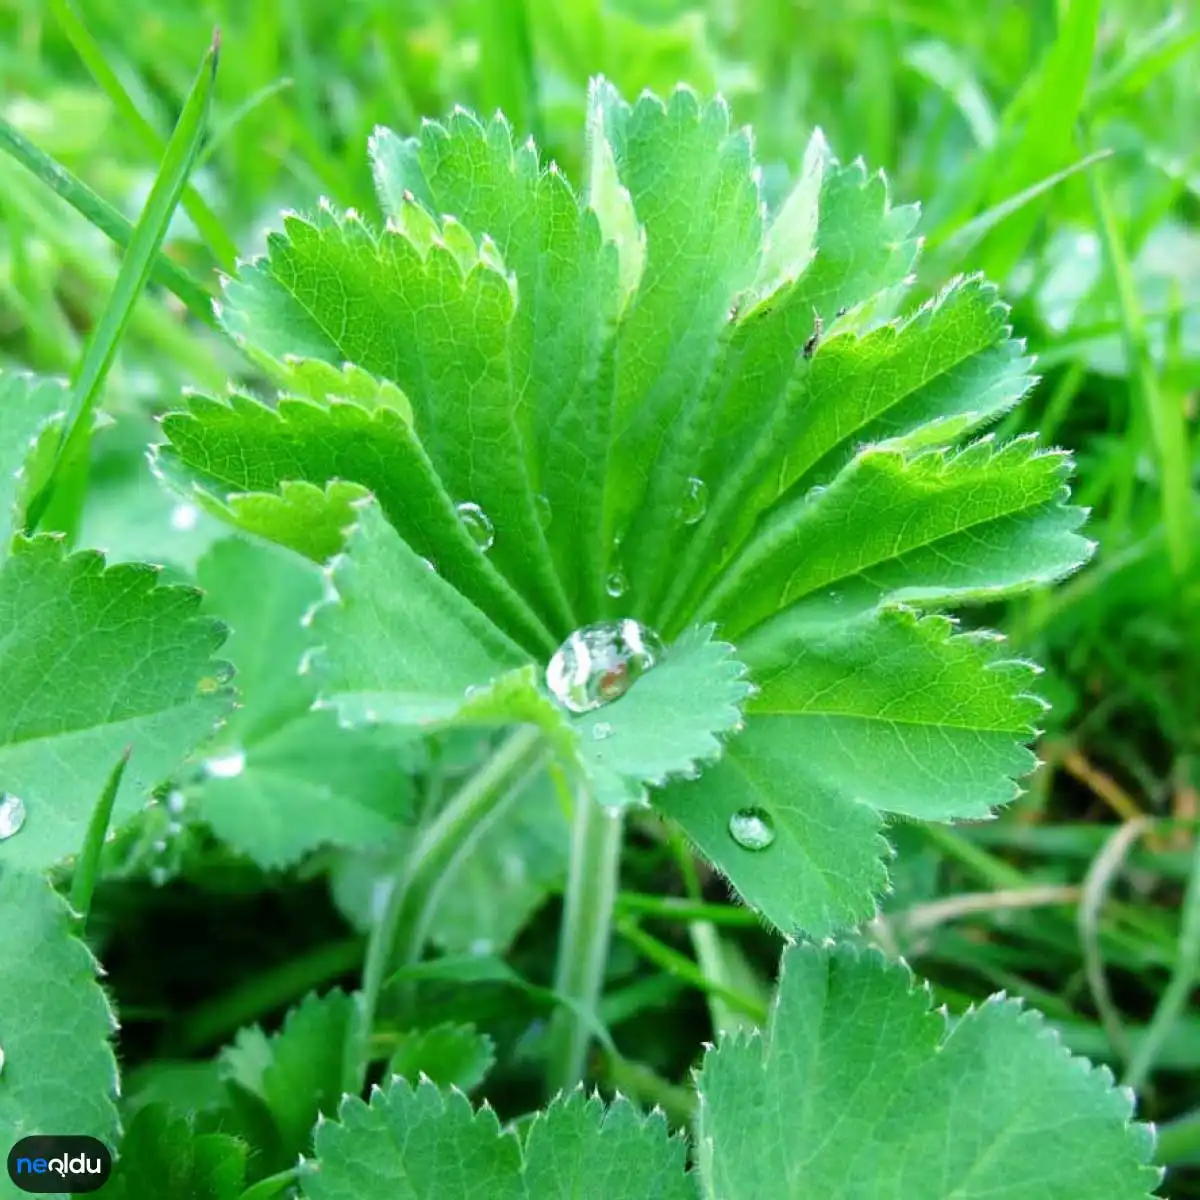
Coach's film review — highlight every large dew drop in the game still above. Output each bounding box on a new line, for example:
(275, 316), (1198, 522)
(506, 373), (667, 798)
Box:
(0, 794), (26, 841)
(680, 476), (708, 525)
(456, 501), (495, 552)
(728, 807), (776, 851)
(546, 619), (665, 714)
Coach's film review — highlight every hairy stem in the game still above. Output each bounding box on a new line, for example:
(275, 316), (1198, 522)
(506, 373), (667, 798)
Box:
(350, 724), (547, 1091)
(547, 785), (623, 1094)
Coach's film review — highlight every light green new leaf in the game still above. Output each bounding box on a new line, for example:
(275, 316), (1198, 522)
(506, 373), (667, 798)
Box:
(0, 867), (119, 1163)
(302, 1079), (692, 1199)
(0, 538), (231, 871)
(0, 372), (66, 554)
(221, 990), (359, 1177)
(218, 199), (573, 639)
(388, 1022), (495, 1092)
(102, 1105), (246, 1200)
(159, 385), (550, 654)
(695, 942), (1159, 1199)
(657, 608), (1047, 933)
(189, 537), (417, 869)
(569, 624), (751, 808)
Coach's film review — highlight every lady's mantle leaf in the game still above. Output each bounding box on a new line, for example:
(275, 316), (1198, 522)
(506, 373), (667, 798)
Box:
(103, 1105), (246, 1200)
(656, 608), (1046, 933)
(0, 371), (66, 553)
(702, 435), (1090, 642)
(189, 537), (418, 869)
(0, 537), (231, 871)
(0, 866), (120, 1151)
(220, 989), (358, 1177)
(302, 1079), (692, 1199)
(695, 942), (1160, 1199)
(570, 624), (751, 808)
(387, 1022), (495, 1093)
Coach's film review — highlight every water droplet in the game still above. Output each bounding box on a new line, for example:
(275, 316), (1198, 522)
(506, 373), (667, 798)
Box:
(0, 1042), (5, 1075)
(170, 503), (199, 532)
(534, 494), (552, 530)
(545, 619), (665, 714)
(420, 557), (436, 573)
(0, 794), (27, 840)
(457, 502), (494, 551)
(153, 838), (168, 854)
(592, 721), (614, 741)
(205, 751), (246, 779)
(728, 807), (776, 851)
(167, 791), (187, 816)
(470, 937), (494, 957)
(680, 477), (708, 525)
(605, 570), (628, 599)
(150, 866), (169, 887)
(806, 485), (828, 503)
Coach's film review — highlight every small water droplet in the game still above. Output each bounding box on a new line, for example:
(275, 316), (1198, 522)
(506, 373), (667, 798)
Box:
(728, 807), (776, 851)
(605, 570), (628, 599)
(150, 866), (169, 887)
(546, 619), (665, 714)
(170, 503), (199, 532)
(167, 791), (187, 815)
(534, 494), (552, 530)
(0, 1043), (5, 1075)
(592, 721), (614, 741)
(470, 937), (494, 957)
(456, 502), (494, 551)
(152, 838), (168, 854)
(420, 557), (437, 573)
(205, 751), (246, 780)
(680, 477), (708, 525)
(0, 794), (27, 840)
(806, 485), (828, 503)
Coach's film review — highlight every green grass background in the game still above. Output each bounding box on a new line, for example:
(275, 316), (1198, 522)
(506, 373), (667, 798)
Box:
(2, 0), (1198, 1192)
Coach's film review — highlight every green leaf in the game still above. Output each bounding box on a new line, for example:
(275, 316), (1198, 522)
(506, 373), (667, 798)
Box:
(387, 1022), (495, 1092)
(0, 371), (66, 553)
(701, 435), (1090, 641)
(302, 1079), (691, 1199)
(0, 537), (231, 871)
(311, 502), (532, 727)
(221, 990), (359, 1177)
(216, 196), (573, 640)
(188, 537), (417, 868)
(370, 110), (619, 621)
(158, 386), (551, 654)
(569, 624), (751, 808)
(0, 866), (119, 1153)
(330, 769), (567, 957)
(656, 608), (1047, 933)
(695, 942), (1159, 1199)
(660, 277), (1030, 632)
(103, 1105), (246, 1200)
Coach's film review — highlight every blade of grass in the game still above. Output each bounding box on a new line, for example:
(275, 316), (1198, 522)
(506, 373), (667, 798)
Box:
(926, 148), (1112, 270)
(1087, 13), (1200, 114)
(47, 0), (237, 270)
(614, 916), (768, 1024)
(68, 747), (131, 929)
(976, 0), (1101, 281)
(1078, 817), (1154, 1068)
(1090, 156), (1194, 577)
(25, 31), (220, 537)
(0, 117), (217, 328)
(1125, 825), (1200, 1091)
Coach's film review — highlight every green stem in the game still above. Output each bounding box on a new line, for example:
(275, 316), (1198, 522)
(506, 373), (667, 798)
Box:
(351, 725), (547, 1091)
(547, 785), (623, 1094)
(1156, 1107), (1200, 1168)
